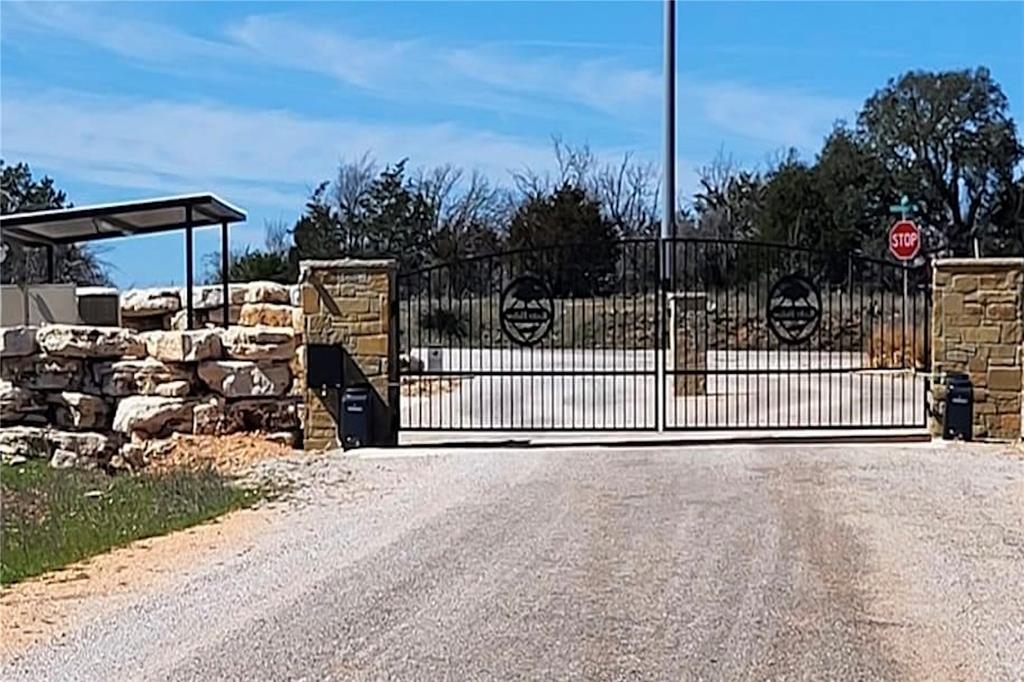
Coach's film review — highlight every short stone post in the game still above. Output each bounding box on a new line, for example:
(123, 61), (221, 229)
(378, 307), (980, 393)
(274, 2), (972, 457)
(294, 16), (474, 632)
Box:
(299, 260), (398, 450)
(931, 258), (1023, 440)
(669, 292), (707, 396)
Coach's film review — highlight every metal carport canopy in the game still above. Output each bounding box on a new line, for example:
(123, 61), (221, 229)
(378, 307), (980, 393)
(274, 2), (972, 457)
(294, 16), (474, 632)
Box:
(0, 193), (247, 329)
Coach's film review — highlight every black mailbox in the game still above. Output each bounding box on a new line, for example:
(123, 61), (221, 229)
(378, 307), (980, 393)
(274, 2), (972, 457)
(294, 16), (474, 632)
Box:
(307, 344), (344, 389)
(341, 385), (373, 450)
(943, 372), (973, 441)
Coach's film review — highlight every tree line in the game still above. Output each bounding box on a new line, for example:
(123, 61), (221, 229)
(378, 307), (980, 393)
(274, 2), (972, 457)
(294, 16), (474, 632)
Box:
(3, 68), (1022, 289)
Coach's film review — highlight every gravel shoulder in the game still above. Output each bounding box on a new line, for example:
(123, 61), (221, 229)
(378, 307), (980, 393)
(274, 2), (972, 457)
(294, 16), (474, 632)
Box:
(2, 441), (1022, 681)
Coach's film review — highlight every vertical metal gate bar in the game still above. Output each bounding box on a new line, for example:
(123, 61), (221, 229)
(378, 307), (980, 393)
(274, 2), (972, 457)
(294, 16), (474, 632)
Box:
(656, 237), (664, 432)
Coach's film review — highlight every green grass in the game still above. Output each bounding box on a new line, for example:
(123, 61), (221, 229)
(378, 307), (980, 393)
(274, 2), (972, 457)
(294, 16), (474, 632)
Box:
(1, 461), (260, 585)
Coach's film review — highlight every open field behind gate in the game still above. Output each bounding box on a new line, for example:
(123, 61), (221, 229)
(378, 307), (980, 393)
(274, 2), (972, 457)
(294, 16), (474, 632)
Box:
(400, 348), (927, 431)
(399, 290), (927, 360)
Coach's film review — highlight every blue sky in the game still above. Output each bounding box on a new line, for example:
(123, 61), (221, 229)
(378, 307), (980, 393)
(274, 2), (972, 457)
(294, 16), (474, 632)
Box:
(2, 1), (1022, 287)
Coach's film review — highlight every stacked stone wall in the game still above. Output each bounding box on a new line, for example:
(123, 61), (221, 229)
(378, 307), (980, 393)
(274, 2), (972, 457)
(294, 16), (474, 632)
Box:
(1, 310), (303, 469)
(931, 258), (1023, 440)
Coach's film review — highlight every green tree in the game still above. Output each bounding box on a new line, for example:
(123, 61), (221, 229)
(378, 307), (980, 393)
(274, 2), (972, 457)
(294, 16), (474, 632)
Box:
(291, 182), (339, 262)
(292, 161), (435, 273)
(813, 127), (891, 259)
(205, 221), (294, 284)
(1, 161), (109, 285)
(988, 175), (1023, 255)
(692, 154), (764, 242)
(507, 183), (620, 296)
(759, 152), (829, 248)
(856, 67), (1023, 255)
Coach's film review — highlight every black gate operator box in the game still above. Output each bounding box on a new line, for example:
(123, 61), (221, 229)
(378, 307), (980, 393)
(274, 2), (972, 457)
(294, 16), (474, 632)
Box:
(307, 343), (344, 389)
(943, 372), (973, 441)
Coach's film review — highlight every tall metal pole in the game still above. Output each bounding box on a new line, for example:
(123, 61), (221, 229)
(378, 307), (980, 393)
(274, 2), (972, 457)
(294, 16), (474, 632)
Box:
(662, 0), (676, 249)
(659, 0), (676, 432)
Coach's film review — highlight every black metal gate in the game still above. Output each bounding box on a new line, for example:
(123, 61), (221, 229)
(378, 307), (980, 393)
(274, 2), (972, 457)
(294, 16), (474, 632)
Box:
(397, 238), (929, 432)
(398, 239), (660, 430)
(661, 238), (929, 430)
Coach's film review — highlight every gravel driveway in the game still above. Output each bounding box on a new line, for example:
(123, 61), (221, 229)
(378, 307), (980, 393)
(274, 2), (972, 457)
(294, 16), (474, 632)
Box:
(3, 442), (1022, 681)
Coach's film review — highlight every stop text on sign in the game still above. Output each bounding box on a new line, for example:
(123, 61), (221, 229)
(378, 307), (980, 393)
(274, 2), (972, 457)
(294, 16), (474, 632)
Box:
(889, 220), (920, 261)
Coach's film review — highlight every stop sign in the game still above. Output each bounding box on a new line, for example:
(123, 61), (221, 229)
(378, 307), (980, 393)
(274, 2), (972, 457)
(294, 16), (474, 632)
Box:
(889, 220), (920, 260)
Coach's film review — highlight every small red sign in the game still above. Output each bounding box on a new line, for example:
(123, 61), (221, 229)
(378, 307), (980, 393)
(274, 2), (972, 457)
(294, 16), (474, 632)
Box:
(889, 220), (920, 261)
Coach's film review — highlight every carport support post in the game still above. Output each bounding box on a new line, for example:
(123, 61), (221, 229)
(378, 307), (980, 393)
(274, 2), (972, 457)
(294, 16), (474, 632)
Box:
(185, 205), (194, 330)
(44, 244), (55, 283)
(220, 220), (230, 328)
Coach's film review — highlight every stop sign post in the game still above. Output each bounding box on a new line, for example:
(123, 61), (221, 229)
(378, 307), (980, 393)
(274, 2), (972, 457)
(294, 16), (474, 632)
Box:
(889, 220), (920, 261)
(888, 217), (920, 320)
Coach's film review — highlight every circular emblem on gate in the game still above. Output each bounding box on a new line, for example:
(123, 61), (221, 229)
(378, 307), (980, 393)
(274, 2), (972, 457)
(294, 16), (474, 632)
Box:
(500, 274), (554, 346)
(767, 274), (822, 345)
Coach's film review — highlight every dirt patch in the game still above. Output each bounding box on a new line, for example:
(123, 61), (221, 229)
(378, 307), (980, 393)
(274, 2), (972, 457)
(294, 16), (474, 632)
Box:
(1, 433), (314, 661)
(144, 433), (298, 476)
(0, 503), (275, 663)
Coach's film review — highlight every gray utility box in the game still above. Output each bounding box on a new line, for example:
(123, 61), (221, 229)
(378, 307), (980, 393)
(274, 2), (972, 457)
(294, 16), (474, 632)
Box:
(943, 373), (973, 441)
(341, 385), (373, 450)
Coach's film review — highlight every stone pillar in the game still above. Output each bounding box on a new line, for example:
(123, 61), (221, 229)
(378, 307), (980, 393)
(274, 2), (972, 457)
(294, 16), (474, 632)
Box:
(931, 258), (1023, 440)
(299, 260), (398, 450)
(669, 292), (707, 396)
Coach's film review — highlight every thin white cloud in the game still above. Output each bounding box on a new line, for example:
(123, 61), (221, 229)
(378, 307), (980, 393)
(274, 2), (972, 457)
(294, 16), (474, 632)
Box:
(1, 89), (561, 210)
(2, 2), (858, 202)
(3, 3), (661, 123)
(685, 81), (857, 151)
(225, 14), (417, 89)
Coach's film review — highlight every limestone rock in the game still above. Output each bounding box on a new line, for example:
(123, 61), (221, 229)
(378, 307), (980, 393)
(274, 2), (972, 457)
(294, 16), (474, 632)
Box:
(198, 360), (291, 398)
(265, 431), (300, 448)
(49, 448), (80, 469)
(94, 358), (192, 397)
(0, 381), (45, 423)
(1, 356), (85, 391)
(225, 398), (301, 433)
(289, 345), (306, 396)
(141, 329), (222, 362)
(193, 396), (300, 435)
(36, 325), (145, 359)
(238, 303), (294, 328)
(153, 380), (192, 397)
(47, 429), (115, 461)
(221, 326), (296, 361)
(187, 284), (249, 310)
(112, 396), (193, 437)
(118, 441), (148, 468)
(0, 425), (50, 462)
(48, 391), (110, 430)
(244, 281), (290, 305)
(121, 288), (181, 317)
(169, 307), (240, 330)
(205, 306), (241, 326)
(0, 326), (38, 357)
(192, 397), (225, 435)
